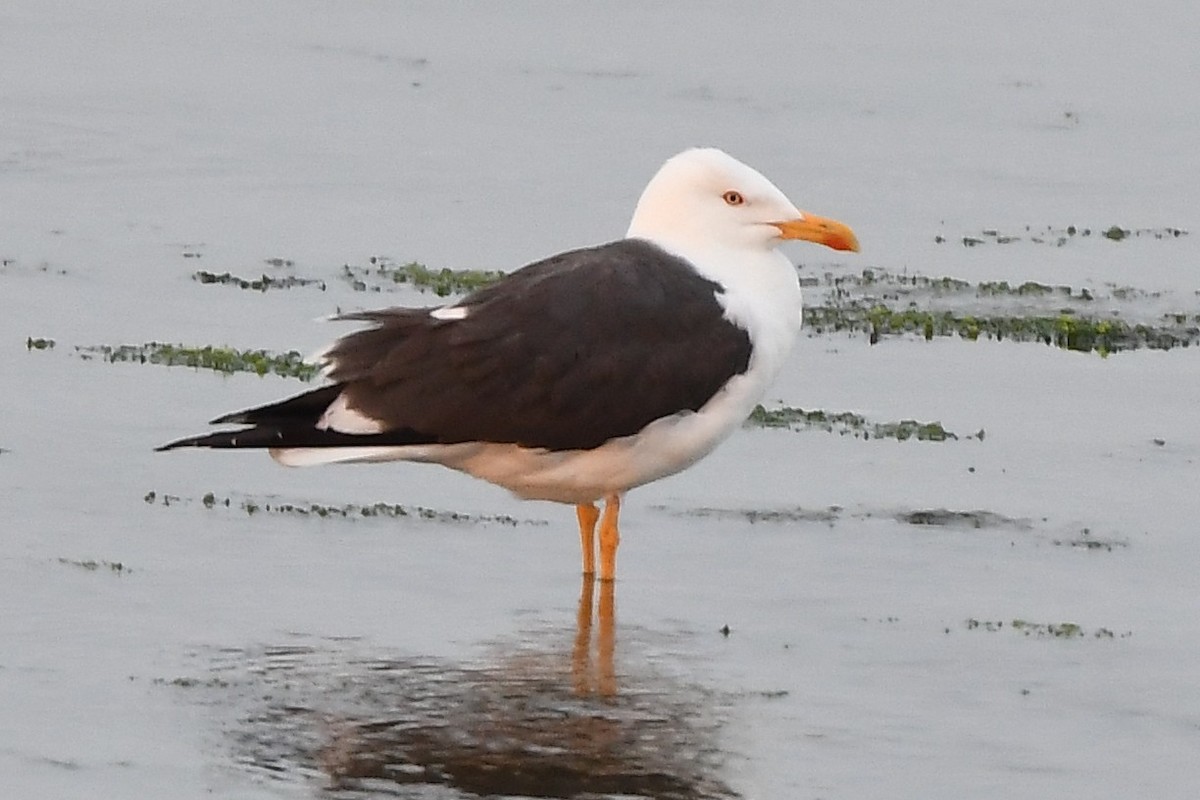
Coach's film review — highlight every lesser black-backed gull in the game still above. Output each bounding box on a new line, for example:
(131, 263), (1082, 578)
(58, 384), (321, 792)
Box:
(159, 148), (859, 581)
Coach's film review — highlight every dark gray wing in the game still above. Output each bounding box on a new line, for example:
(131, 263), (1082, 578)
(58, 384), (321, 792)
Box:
(328, 239), (751, 451)
(159, 239), (752, 453)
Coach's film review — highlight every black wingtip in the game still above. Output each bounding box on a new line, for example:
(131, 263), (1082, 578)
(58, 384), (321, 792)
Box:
(155, 434), (205, 452)
(155, 429), (255, 451)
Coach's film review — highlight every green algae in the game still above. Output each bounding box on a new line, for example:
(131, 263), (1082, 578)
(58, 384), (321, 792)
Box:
(1051, 527), (1128, 552)
(747, 404), (983, 441)
(975, 280), (1082, 298)
(934, 224), (1187, 247)
(658, 503), (1050, 541)
(964, 618), (1130, 639)
(341, 257), (506, 296)
(1014, 620), (1082, 639)
(900, 509), (1023, 529)
(659, 504), (842, 525)
(804, 304), (1199, 354)
(747, 405), (868, 431)
(76, 343), (319, 380)
(803, 268), (1115, 306)
(193, 270), (326, 291)
(147, 489), (538, 527)
(57, 557), (129, 574)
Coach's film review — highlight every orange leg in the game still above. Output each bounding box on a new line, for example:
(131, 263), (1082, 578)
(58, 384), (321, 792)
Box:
(598, 493), (621, 582)
(576, 502), (600, 576)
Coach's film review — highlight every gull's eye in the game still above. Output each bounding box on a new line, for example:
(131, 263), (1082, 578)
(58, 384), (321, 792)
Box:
(722, 190), (745, 206)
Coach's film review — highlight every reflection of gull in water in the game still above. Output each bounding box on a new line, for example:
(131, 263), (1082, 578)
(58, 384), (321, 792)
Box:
(572, 575), (616, 698)
(192, 577), (738, 798)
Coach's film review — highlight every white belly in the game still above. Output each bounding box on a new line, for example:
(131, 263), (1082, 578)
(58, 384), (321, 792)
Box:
(443, 366), (773, 503)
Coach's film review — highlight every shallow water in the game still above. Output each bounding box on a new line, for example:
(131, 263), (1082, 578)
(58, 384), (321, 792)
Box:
(3, 2), (1200, 798)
